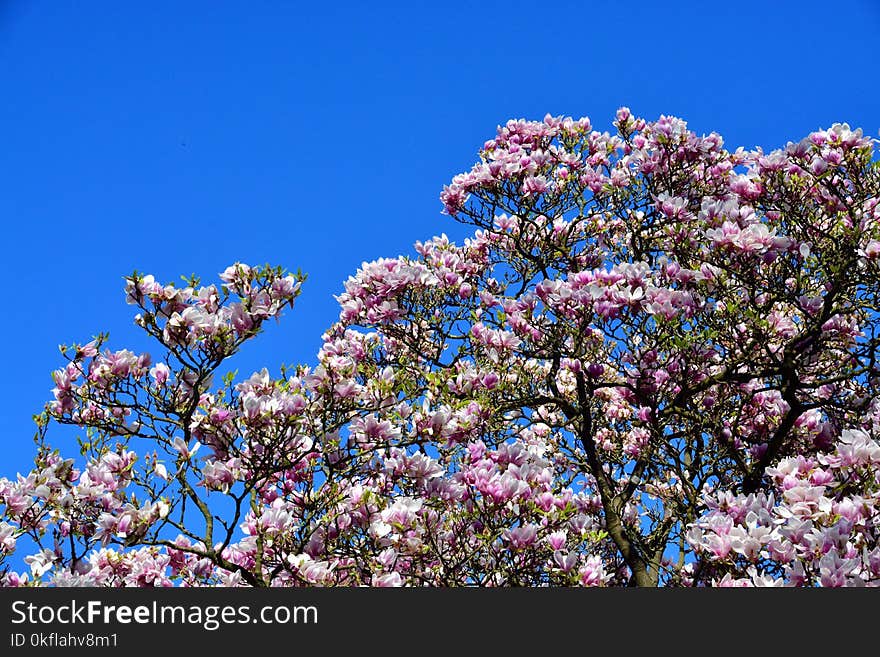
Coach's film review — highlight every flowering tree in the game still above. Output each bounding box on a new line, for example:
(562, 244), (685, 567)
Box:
(2, 110), (880, 587)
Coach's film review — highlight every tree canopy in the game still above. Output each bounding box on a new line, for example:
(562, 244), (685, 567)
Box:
(3, 109), (880, 586)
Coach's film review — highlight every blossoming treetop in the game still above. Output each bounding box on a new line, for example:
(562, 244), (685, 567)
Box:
(2, 109), (879, 586)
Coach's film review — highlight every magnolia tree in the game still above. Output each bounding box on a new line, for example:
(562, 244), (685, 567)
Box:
(2, 110), (880, 587)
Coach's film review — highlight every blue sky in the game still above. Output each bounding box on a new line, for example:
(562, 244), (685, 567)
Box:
(1, 0), (879, 484)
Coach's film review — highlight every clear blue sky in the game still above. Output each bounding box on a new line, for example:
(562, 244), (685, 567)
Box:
(1, 0), (879, 483)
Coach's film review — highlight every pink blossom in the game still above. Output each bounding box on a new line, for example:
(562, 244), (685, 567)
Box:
(504, 524), (538, 550)
(150, 362), (170, 386)
(374, 572), (403, 587)
(522, 175), (549, 196)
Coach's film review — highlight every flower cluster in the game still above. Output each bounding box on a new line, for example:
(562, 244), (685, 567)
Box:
(687, 429), (880, 586)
